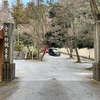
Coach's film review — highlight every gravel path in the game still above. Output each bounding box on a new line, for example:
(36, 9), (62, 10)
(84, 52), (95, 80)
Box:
(0, 54), (100, 100)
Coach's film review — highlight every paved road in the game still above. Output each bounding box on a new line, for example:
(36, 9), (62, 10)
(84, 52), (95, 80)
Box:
(0, 54), (100, 100)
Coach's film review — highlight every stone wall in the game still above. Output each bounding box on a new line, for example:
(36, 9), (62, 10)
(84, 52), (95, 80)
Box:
(58, 48), (94, 59)
(14, 51), (25, 60)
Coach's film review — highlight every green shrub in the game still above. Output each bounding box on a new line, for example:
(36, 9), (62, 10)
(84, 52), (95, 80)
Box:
(33, 48), (38, 57)
(14, 43), (24, 51)
(27, 49), (32, 59)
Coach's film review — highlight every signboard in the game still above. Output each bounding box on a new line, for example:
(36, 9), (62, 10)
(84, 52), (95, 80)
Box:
(3, 24), (10, 63)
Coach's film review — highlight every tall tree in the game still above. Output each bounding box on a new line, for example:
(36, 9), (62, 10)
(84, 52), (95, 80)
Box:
(49, 0), (81, 61)
(11, 0), (25, 46)
(25, 0), (49, 60)
(11, 0), (25, 26)
(89, 0), (100, 81)
(89, 0), (100, 63)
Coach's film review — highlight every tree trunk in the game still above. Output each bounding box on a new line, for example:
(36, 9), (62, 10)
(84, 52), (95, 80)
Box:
(94, 22), (100, 63)
(37, 42), (40, 60)
(41, 53), (45, 61)
(74, 38), (81, 62)
(69, 48), (73, 58)
(65, 26), (73, 58)
(66, 47), (70, 55)
(89, 0), (100, 81)
(89, 0), (99, 21)
(69, 37), (73, 58)
(72, 21), (81, 62)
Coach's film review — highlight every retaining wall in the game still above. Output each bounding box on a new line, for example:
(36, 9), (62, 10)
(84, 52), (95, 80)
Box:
(59, 48), (94, 59)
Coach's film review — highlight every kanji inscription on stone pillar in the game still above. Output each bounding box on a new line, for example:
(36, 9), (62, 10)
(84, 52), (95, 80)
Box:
(3, 24), (10, 62)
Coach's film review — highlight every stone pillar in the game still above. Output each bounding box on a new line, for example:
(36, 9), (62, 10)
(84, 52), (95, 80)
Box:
(3, 0), (8, 11)
(93, 21), (100, 81)
(2, 23), (15, 82)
